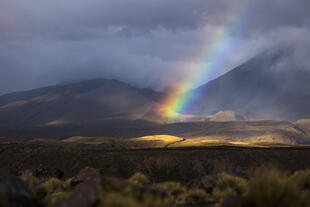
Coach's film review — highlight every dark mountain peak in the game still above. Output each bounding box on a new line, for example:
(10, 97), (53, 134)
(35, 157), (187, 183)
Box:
(188, 49), (310, 121)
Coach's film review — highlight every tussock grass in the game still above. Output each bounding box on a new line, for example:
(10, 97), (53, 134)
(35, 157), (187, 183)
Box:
(129, 173), (150, 185)
(41, 178), (64, 193)
(40, 178), (73, 206)
(290, 170), (310, 191)
(157, 182), (186, 197)
(21, 171), (40, 197)
(213, 172), (247, 203)
(246, 168), (310, 207)
(21, 172), (72, 206)
(20, 168), (310, 207)
(178, 188), (209, 205)
(44, 191), (71, 206)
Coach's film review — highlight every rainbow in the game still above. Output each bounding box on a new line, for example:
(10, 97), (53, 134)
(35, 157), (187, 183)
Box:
(159, 3), (254, 121)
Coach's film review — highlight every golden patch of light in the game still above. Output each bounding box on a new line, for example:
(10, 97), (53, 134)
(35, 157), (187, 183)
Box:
(63, 135), (184, 148)
(166, 137), (228, 148)
(132, 135), (183, 142)
(62, 134), (296, 149)
(229, 141), (252, 146)
(64, 136), (109, 144)
(200, 139), (227, 143)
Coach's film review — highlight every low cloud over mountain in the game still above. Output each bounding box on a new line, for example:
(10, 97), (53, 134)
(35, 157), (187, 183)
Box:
(1, 0), (310, 94)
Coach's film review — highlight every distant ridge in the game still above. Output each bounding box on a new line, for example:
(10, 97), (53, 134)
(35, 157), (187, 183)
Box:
(0, 79), (166, 128)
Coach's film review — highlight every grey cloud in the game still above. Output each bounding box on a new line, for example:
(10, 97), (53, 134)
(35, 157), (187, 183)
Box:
(0, 0), (310, 95)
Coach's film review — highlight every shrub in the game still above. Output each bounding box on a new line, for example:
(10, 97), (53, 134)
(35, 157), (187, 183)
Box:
(40, 178), (64, 193)
(200, 175), (217, 193)
(21, 171), (39, 196)
(44, 191), (71, 206)
(213, 173), (247, 203)
(157, 182), (186, 197)
(62, 178), (73, 191)
(21, 171), (47, 202)
(178, 188), (208, 205)
(290, 170), (310, 191)
(123, 186), (144, 201)
(129, 173), (150, 185)
(246, 168), (310, 207)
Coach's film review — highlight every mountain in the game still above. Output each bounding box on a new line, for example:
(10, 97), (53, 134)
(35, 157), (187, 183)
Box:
(1, 47), (310, 140)
(186, 49), (310, 121)
(0, 77), (310, 143)
(0, 79), (167, 128)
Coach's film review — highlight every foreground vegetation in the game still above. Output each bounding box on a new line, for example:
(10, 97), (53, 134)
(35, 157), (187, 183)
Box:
(20, 167), (310, 207)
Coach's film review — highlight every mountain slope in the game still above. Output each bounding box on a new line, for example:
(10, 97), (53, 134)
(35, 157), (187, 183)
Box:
(0, 79), (166, 128)
(187, 49), (310, 121)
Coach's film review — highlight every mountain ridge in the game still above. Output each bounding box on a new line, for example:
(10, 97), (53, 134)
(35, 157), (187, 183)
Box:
(186, 49), (310, 121)
(1, 48), (310, 130)
(0, 78), (167, 128)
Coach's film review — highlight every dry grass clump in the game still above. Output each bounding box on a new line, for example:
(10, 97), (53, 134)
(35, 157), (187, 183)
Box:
(157, 182), (210, 206)
(213, 172), (247, 203)
(157, 182), (186, 197)
(44, 191), (71, 206)
(40, 178), (64, 193)
(21, 172), (72, 207)
(290, 170), (310, 191)
(40, 177), (72, 206)
(19, 168), (310, 207)
(21, 171), (41, 198)
(245, 168), (310, 207)
(129, 172), (150, 185)
(177, 188), (209, 206)
(212, 169), (310, 207)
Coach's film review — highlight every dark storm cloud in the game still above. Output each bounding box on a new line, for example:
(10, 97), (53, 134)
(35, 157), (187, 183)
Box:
(0, 0), (310, 94)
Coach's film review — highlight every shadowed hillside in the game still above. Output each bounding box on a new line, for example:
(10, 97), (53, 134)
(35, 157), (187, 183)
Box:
(0, 79), (167, 128)
(187, 49), (310, 121)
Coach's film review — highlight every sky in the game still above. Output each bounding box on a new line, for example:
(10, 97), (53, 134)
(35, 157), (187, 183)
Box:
(0, 0), (310, 95)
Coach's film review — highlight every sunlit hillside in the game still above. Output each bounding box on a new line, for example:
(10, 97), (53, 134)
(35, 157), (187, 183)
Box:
(64, 135), (185, 149)
(59, 118), (310, 148)
(63, 134), (296, 149)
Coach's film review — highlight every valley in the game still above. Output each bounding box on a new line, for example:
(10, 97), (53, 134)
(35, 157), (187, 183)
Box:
(1, 119), (310, 145)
